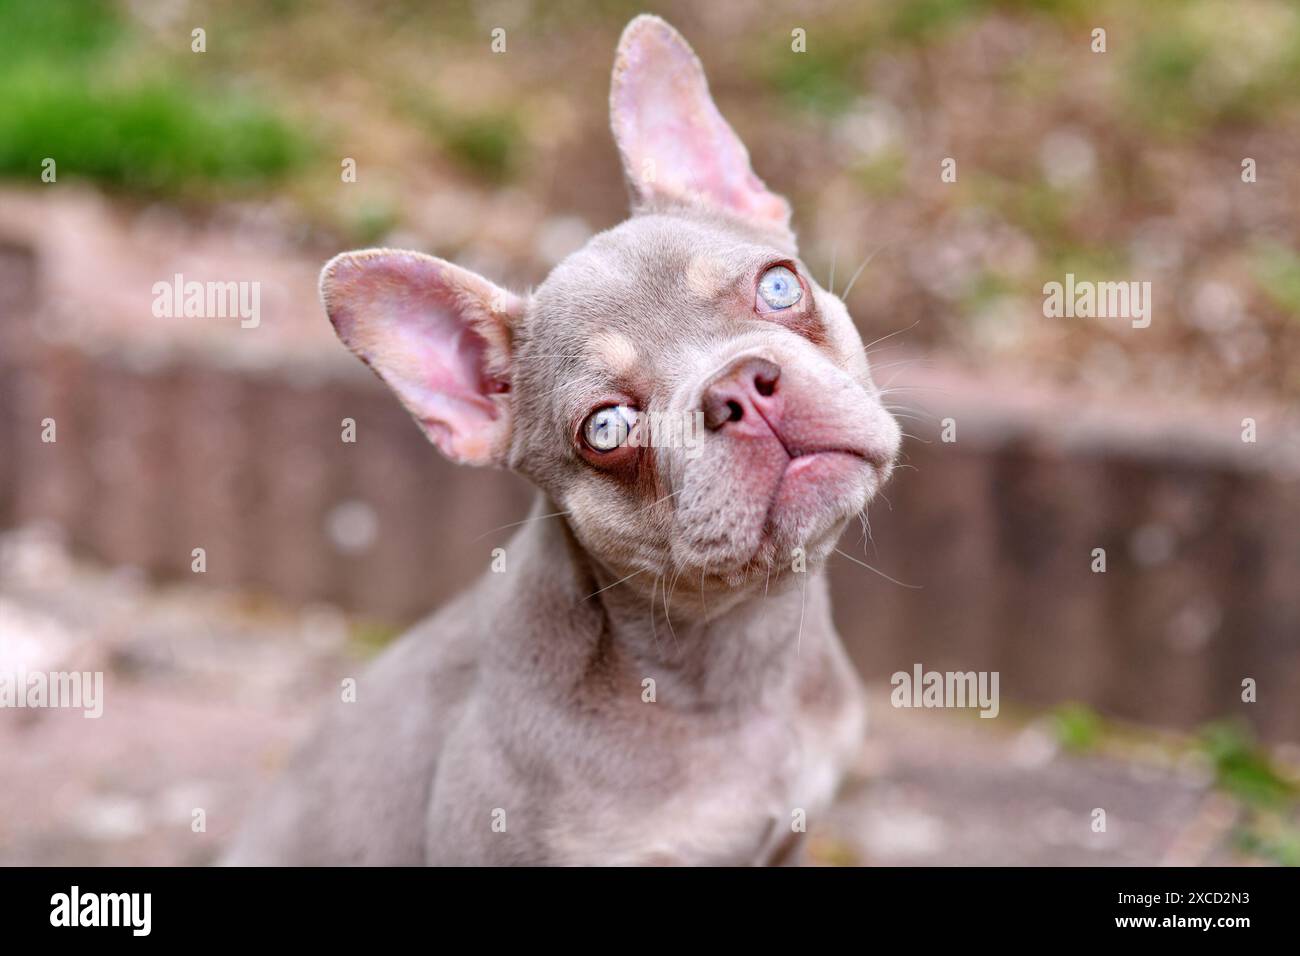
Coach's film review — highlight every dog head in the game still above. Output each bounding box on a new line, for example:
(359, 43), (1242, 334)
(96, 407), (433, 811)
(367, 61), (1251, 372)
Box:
(321, 15), (900, 601)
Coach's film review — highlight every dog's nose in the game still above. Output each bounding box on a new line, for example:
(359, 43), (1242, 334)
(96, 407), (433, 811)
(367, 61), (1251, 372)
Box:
(702, 356), (782, 432)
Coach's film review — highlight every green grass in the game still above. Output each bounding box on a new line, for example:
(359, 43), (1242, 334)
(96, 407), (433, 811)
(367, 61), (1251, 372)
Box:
(396, 86), (526, 183)
(1123, 30), (1211, 136)
(885, 0), (1095, 45)
(343, 197), (402, 246)
(437, 112), (524, 182)
(1199, 721), (1294, 808)
(960, 269), (1019, 314)
(1199, 721), (1299, 866)
(1049, 702), (1104, 752)
(0, 0), (120, 64)
(751, 10), (881, 116)
(1122, 0), (1300, 136)
(889, 0), (984, 43)
(767, 44), (863, 115)
(1047, 708), (1300, 866)
(0, 0), (310, 195)
(968, 175), (1070, 249)
(350, 619), (403, 653)
(1234, 821), (1300, 867)
(0, 68), (308, 193)
(852, 149), (908, 197)
(1251, 243), (1300, 319)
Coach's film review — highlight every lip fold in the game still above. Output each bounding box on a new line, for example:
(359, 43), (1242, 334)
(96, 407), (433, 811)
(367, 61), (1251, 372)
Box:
(749, 447), (874, 553)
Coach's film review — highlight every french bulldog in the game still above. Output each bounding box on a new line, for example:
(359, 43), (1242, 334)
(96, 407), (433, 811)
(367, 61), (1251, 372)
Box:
(227, 14), (900, 866)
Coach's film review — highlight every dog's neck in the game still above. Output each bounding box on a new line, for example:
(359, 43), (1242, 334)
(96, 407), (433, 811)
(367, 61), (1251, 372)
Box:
(486, 494), (829, 711)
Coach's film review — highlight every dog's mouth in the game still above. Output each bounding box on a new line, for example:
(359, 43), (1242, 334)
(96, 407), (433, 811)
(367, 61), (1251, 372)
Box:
(760, 447), (877, 537)
(760, 446), (871, 520)
(657, 369), (901, 591)
(674, 445), (883, 589)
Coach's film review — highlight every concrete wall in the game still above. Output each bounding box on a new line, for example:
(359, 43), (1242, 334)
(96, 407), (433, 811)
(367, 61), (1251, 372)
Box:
(3, 238), (1297, 741)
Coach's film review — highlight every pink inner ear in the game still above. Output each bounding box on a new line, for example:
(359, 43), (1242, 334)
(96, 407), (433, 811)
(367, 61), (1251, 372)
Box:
(323, 251), (518, 465)
(384, 299), (497, 422)
(612, 17), (790, 228)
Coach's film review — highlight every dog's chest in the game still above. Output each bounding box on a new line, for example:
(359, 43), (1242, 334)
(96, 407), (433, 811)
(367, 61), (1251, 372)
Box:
(549, 687), (864, 866)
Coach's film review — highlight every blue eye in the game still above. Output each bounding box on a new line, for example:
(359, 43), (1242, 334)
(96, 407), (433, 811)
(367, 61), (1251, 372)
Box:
(757, 265), (802, 310)
(582, 405), (637, 452)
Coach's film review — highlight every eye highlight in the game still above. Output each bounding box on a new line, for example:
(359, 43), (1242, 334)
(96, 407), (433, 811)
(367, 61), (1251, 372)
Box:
(757, 265), (802, 311)
(582, 404), (638, 452)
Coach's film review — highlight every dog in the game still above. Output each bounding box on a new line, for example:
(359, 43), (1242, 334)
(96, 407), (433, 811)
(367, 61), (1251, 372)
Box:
(226, 14), (900, 866)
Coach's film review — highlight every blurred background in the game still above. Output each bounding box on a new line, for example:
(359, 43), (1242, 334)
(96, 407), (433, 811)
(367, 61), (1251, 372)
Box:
(1, 0), (1298, 865)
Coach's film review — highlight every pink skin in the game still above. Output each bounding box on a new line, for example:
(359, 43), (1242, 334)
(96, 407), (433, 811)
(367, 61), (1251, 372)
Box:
(320, 250), (521, 466)
(666, 320), (898, 588)
(699, 354), (878, 555)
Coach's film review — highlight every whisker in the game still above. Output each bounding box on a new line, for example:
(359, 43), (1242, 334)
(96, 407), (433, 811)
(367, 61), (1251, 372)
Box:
(879, 383), (948, 393)
(649, 574), (661, 651)
(662, 572), (680, 651)
(841, 240), (897, 301)
(833, 548), (922, 589)
(856, 508), (878, 559)
(861, 340), (913, 357)
(883, 404), (932, 419)
(862, 319), (921, 354)
(882, 365), (932, 391)
(474, 509), (571, 541)
(665, 562), (687, 620)
(520, 353), (600, 360)
(796, 569), (809, 655)
(534, 375), (602, 402)
(870, 358), (933, 373)
(582, 568), (645, 602)
(636, 489), (680, 514)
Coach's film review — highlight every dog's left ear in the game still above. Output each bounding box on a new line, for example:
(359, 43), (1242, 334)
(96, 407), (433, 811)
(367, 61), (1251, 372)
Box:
(610, 15), (792, 240)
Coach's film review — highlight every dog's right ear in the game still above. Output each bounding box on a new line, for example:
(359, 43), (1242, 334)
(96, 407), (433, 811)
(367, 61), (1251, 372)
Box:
(320, 249), (525, 467)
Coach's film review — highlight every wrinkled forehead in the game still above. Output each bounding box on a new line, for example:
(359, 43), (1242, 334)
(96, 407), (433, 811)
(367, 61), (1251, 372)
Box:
(522, 215), (786, 390)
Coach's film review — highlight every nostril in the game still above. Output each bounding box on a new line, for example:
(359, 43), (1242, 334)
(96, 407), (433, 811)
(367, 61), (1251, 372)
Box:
(751, 358), (781, 398)
(702, 356), (782, 431)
